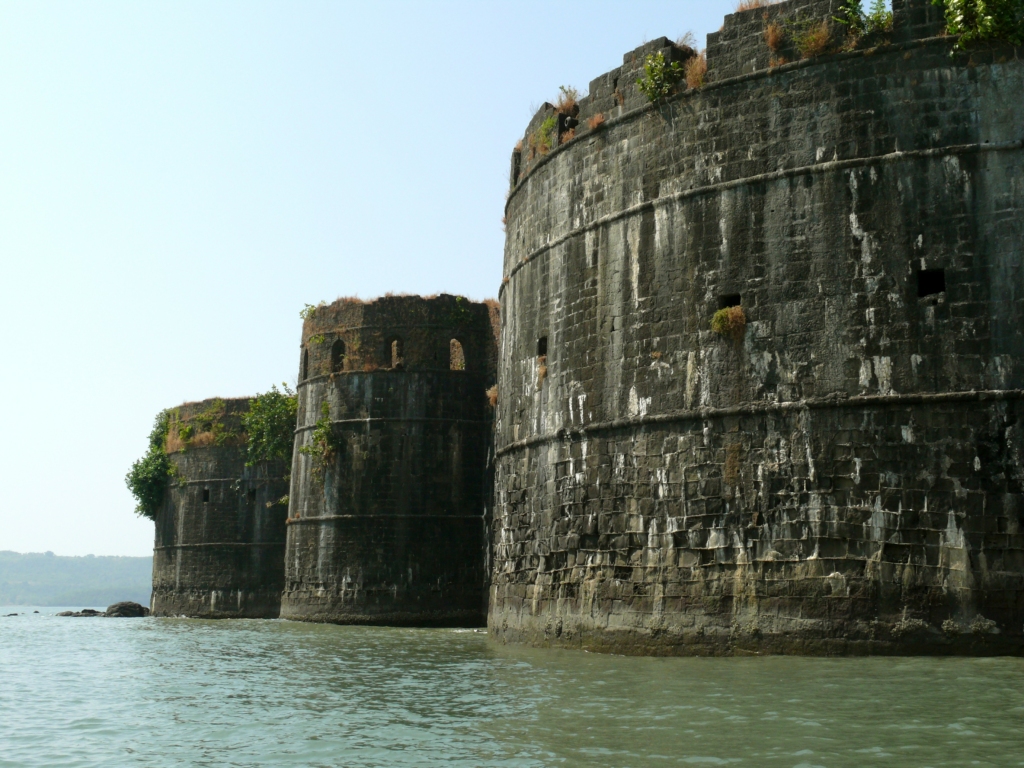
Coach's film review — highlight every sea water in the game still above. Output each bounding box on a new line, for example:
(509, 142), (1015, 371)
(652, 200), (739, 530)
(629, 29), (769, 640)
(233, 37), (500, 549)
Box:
(1, 607), (1023, 767)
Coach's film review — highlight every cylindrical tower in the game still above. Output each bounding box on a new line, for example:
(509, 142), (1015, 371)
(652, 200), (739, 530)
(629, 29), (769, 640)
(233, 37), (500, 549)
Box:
(151, 398), (289, 617)
(281, 294), (498, 625)
(492, 0), (1024, 654)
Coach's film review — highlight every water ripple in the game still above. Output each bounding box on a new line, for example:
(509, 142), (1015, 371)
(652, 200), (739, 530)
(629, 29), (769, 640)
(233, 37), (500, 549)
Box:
(1, 609), (1023, 767)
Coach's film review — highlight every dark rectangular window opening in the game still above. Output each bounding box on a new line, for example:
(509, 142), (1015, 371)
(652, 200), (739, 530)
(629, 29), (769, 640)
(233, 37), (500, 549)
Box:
(202, 489), (210, 503)
(537, 336), (548, 357)
(247, 489), (257, 503)
(917, 268), (946, 297)
(718, 294), (742, 309)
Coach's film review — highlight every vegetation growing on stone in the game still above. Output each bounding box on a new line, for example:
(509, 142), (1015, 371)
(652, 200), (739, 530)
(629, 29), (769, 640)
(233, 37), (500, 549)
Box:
(167, 399), (239, 451)
(555, 85), (579, 115)
(790, 18), (834, 57)
(637, 51), (686, 102)
(933, 0), (1024, 47)
(834, 0), (895, 38)
(299, 400), (340, 479)
(710, 306), (747, 341)
(125, 410), (173, 520)
(447, 295), (474, 327)
(537, 114), (558, 155)
(684, 50), (708, 89)
(242, 384), (298, 467)
(299, 302), (325, 321)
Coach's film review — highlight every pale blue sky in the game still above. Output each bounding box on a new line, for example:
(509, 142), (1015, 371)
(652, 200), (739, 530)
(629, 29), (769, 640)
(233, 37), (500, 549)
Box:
(2, 1), (766, 556)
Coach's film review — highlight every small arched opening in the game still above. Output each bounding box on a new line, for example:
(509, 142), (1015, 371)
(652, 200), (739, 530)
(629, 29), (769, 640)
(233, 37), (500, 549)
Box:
(331, 339), (346, 373)
(450, 339), (466, 371)
(390, 337), (404, 369)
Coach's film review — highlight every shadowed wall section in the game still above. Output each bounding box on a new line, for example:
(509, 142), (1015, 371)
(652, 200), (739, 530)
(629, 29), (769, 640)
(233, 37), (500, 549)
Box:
(492, 0), (1024, 654)
(281, 295), (498, 625)
(151, 398), (289, 618)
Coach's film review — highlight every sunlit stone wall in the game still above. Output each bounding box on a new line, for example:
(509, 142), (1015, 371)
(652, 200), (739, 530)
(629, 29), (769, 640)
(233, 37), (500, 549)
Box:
(491, 0), (1024, 654)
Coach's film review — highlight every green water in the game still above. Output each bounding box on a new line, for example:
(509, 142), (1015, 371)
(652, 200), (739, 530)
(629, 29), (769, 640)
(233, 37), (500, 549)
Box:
(1, 608), (1022, 767)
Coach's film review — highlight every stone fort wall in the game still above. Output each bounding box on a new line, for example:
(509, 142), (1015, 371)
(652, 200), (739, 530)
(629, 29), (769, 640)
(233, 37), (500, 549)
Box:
(151, 398), (290, 618)
(281, 294), (499, 625)
(492, 0), (1024, 654)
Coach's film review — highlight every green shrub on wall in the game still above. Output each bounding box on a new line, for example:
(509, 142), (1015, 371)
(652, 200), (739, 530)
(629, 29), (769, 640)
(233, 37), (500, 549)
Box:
(933, 0), (1024, 47)
(299, 400), (341, 479)
(637, 52), (685, 102)
(125, 410), (173, 520)
(242, 384), (298, 467)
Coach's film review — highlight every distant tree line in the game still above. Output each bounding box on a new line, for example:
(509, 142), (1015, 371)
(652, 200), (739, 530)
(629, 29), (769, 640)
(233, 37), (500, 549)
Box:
(0, 551), (151, 607)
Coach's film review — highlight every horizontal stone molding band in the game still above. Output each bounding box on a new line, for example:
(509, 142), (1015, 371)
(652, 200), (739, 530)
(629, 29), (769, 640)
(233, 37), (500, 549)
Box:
(495, 388), (1024, 457)
(504, 34), (954, 214)
(499, 139), (1024, 293)
(287, 514), (485, 525)
(172, 478), (257, 486)
(302, 323), (494, 335)
(294, 417), (493, 434)
(154, 542), (283, 551)
(297, 371), (491, 389)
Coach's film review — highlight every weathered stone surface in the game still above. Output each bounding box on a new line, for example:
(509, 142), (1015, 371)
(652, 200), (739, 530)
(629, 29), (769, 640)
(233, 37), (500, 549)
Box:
(281, 294), (498, 626)
(151, 398), (289, 618)
(492, 0), (1024, 654)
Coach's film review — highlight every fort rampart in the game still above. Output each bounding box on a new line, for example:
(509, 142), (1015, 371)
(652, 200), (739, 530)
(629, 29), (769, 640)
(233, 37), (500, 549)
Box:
(491, 0), (1024, 654)
(281, 295), (498, 625)
(151, 398), (289, 618)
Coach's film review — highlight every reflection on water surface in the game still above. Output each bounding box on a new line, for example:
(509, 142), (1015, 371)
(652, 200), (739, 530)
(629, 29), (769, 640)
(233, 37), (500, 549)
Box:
(1, 609), (1022, 767)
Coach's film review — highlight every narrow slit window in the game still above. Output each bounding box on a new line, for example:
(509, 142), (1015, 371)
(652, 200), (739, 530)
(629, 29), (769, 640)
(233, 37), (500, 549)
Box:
(390, 338), (404, 368)
(917, 269), (946, 297)
(718, 294), (742, 309)
(450, 339), (466, 371)
(202, 489), (210, 503)
(331, 339), (346, 373)
(302, 348), (309, 380)
(537, 336), (548, 357)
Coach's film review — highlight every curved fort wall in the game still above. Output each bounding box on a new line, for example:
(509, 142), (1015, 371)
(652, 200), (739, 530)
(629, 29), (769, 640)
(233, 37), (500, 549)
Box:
(492, 0), (1024, 654)
(151, 398), (290, 618)
(281, 294), (498, 625)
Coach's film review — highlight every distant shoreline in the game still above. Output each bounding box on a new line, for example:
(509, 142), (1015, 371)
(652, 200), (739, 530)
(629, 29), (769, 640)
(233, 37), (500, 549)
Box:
(0, 551), (151, 607)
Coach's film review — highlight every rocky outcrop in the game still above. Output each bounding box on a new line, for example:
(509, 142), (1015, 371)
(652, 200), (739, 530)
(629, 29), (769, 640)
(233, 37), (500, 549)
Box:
(56, 602), (150, 617)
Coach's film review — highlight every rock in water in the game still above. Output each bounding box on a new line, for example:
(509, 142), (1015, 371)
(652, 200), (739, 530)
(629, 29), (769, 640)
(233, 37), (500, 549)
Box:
(56, 609), (104, 617)
(105, 602), (150, 617)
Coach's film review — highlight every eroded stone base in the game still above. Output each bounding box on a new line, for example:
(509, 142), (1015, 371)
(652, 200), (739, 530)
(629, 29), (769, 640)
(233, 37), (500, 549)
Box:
(151, 588), (281, 619)
(488, 607), (1024, 656)
(281, 594), (484, 627)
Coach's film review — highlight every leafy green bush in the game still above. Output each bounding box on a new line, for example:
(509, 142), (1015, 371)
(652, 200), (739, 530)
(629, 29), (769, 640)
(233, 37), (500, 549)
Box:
(835, 0), (894, 37)
(242, 384), (298, 467)
(299, 401), (340, 479)
(125, 410), (173, 520)
(933, 0), (1024, 47)
(637, 52), (685, 102)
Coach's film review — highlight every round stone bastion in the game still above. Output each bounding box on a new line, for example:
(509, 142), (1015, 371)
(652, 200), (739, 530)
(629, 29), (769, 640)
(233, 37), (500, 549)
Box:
(491, 0), (1024, 655)
(280, 294), (499, 626)
(151, 397), (289, 618)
